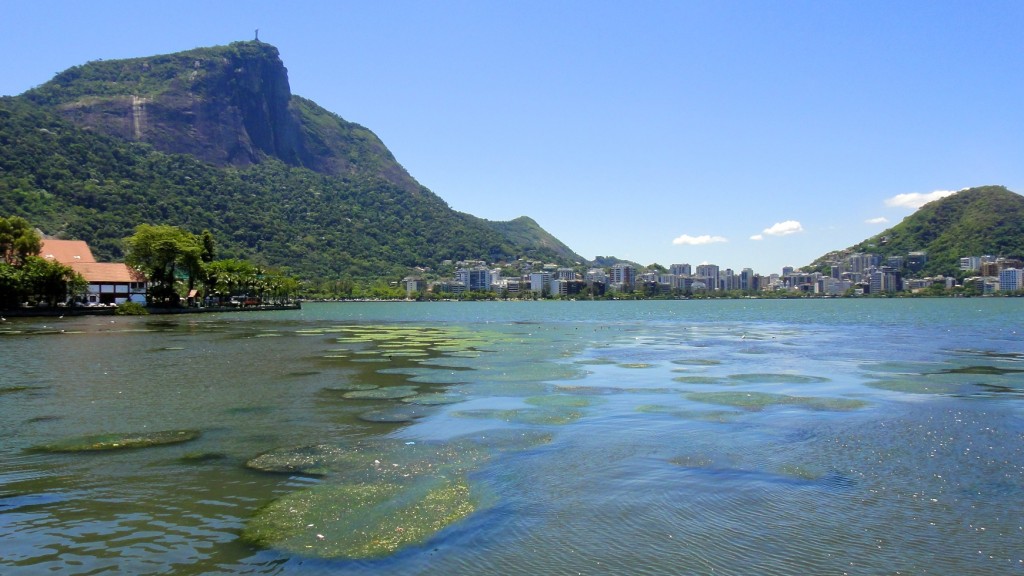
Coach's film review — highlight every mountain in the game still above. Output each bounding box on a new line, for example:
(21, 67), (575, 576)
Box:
(2, 41), (584, 278)
(809, 185), (1024, 276)
(23, 42), (417, 189)
(483, 216), (583, 263)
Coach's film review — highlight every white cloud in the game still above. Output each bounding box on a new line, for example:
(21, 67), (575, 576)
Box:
(750, 234), (764, 241)
(672, 234), (728, 246)
(884, 190), (958, 209)
(761, 220), (803, 237)
(865, 216), (889, 225)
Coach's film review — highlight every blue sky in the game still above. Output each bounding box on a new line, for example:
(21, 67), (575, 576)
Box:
(4, 1), (1023, 275)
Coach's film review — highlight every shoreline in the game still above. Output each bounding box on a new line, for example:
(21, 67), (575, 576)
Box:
(0, 303), (301, 318)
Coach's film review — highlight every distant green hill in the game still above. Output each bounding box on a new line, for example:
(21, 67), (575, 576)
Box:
(482, 216), (582, 263)
(1, 41), (584, 279)
(809, 185), (1024, 276)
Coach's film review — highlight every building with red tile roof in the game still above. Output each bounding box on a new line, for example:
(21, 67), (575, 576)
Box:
(40, 240), (147, 305)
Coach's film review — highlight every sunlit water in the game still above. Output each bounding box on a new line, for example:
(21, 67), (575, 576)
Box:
(1, 300), (1022, 574)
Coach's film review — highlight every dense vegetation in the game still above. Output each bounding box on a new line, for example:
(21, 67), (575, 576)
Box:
(0, 216), (86, 308)
(0, 97), (574, 281)
(809, 186), (1024, 277)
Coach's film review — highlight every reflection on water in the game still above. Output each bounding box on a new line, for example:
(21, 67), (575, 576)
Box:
(1, 300), (1022, 574)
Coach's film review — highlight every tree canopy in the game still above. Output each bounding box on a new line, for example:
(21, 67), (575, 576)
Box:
(124, 224), (203, 305)
(0, 216), (85, 309)
(0, 216), (42, 266)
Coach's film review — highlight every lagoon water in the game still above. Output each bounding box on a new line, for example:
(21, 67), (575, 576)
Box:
(1, 299), (1022, 575)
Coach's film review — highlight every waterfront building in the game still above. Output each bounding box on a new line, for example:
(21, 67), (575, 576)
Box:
(455, 266), (491, 292)
(669, 263), (691, 276)
(695, 264), (720, 291)
(40, 239), (147, 305)
(740, 268), (755, 292)
(869, 267), (902, 294)
(403, 277), (426, 298)
(610, 264), (636, 291)
(530, 272), (552, 295)
(998, 268), (1022, 292)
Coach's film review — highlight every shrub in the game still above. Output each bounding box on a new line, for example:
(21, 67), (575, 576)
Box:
(115, 301), (149, 315)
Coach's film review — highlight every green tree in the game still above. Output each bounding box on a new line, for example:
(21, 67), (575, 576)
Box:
(124, 224), (203, 306)
(0, 216), (42, 266)
(200, 230), (216, 263)
(19, 256), (85, 307)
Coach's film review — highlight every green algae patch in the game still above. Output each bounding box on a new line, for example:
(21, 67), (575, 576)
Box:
(321, 383), (380, 393)
(618, 363), (656, 369)
(242, 475), (479, 559)
(554, 384), (624, 395)
(453, 428), (554, 452)
(0, 385), (44, 395)
(452, 407), (584, 425)
(776, 463), (826, 481)
(524, 395), (602, 408)
(636, 405), (741, 422)
(727, 373), (830, 385)
(574, 358), (618, 366)
(441, 350), (483, 358)
(343, 385), (420, 400)
(671, 359), (722, 366)
(359, 405), (435, 423)
(518, 409), (584, 425)
(377, 366), (475, 384)
(796, 397), (868, 411)
(31, 429), (200, 453)
(672, 375), (728, 385)
(686, 391), (866, 412)
(414, 357), (479, 369)
(941, 364), (1024, 376)
(859, 360), (944, 375)
(180, 451), (228, 463)
(246, 443), (375, 476)
(400, 393), (466, 406)
(686, 390), (788, 410)
(246, 439), (489, 483)
(863, 377), (964, 395)
(451, 408), (525, 423)
(286, 371), (322, 378)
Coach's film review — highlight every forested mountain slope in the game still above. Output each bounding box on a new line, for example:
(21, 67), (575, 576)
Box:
(1, 41), (583, 278)
(809, 185), (1024, 276)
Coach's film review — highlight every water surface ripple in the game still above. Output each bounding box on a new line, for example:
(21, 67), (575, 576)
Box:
(1, 299), (1021, 574)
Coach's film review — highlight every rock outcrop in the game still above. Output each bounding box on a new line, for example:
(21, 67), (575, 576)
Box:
(27, 41), (417, 191)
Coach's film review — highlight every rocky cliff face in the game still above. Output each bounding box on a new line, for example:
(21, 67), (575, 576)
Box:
(26, 42), (418, 191)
